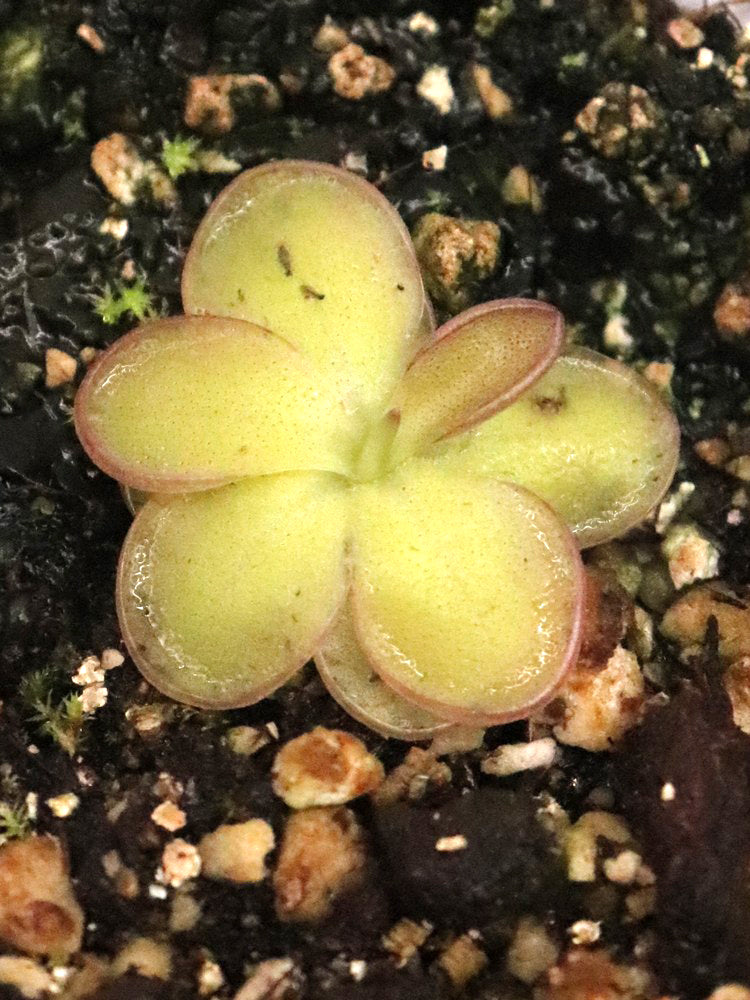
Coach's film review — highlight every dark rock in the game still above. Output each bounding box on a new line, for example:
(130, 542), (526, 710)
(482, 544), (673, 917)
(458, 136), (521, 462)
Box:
(374, 787), (563, 927)
(619, 653), (750, 996)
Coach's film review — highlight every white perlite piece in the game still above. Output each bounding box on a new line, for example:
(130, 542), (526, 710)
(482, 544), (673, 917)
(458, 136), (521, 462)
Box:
(482, 738), (557, 777)
(568, 919), (601, 945)
(46, 793), (79, 819)
(416, 66), (454, 114)
(157, 839), (201, 888)
(551, 646), (644, 752)
(422, 145), (447, 171)
(662, 524), (720, 589)
(435, 834), (468, 852)
(655, 480), (695, 534)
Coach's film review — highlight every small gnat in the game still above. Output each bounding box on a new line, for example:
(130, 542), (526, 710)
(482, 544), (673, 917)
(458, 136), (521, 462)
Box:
(661, 782), (676, 802)
(435, 834), (468, 852)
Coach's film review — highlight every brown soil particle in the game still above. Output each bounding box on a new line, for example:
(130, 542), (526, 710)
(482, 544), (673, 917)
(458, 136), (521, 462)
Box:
(272, 727), (383, 808)
(273, 806), (367, 923)
(184, 74), (281, 136)
(198, 819), (275, 884)
(374, 788), (562, 926)
(328, 44), (395, 100)
(0, 834), (84, 957)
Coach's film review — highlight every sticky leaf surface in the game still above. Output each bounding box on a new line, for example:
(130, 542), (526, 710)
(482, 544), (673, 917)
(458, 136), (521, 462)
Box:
(316, 602), (453, 740)
(117, 473), (348, 708)
(75, 316), (352, 492)
(182, 160), (426, 423)
(427, 349), (679, 547)
(390, 299), (563, 463)
(351, 464), (583, 724)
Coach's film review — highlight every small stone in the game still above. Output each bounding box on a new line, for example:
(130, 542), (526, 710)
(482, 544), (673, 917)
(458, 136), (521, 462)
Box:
(642, 361), (674, 391)
(349, 960), (367, 982)
(714, 280), (750, 340)
(226, 726), (270, 756)
(382, 918), (432, 968)
(412, 212), (500, 312)
(329, 44), (395, 100)
(313, 17), (349, 53)
(91, 133), (176, 207)
(98, 217), (128, 240)
(44, 349), (76, 389)
(111, 937), (171, 981)
(409, 12), (439, 35)
(726, 455), (750, 481)
(72, 655), (103, 687)
(46, 793), (79, 819)
(184, 75), (280, 136)
(576, 82), (660, 159)
(542, 646), (644, 752)
(568, 919), (601, 945)
(272, 727), (383, 809)
(502, 165), (542, 211)
(198, 820), (275, 883)
(0, 956), (54, 998)
(100, 648), (124, 671)
(435, 834), (468, 852)
(0, 835), (84, 957)
(197, 957), (224, 996)
(470, 62), (513, 118)
(151, 801), (186, 833)
(422, 145), (447, 171)
(234, 959), (296, 1000)
(416, 65), (455, 114)
(157, 839), (201, 888)
(80, 685), (107, 713)
(372, 747), (451, 806)
(438, 934), (488, 988)
(724, 657), (750, 734)
(273, 807), (366, 923)
(79, 347), (99, 365)
(603, 849), (642, 884)
(565, 811), (631, 883)
(694, 437), (731, 467)
(169, 892), (201, 932)
(507, 916), (559, 984)
(667, 17), (704, 49)
(76, 23), (106, 53)
(695, 46), (714, 69)
(662, 524), (720, 589)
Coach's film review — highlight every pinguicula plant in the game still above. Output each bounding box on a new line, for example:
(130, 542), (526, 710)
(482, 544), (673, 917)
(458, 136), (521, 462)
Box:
(74, 161), (679, 740)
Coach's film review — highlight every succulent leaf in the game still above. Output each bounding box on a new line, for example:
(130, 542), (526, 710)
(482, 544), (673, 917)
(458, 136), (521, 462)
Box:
(117, 473), (349, 709)
(426, 348), (680, 547)
(316, 601), (453, 740)
(182, 160), (428, 425)
(350, 463), (584, 724)
(389, 298), (563, 465)
(75, 316), (354, 492)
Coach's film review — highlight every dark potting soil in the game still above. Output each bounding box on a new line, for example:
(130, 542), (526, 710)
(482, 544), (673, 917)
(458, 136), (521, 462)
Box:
(3, 0), (750, 997)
